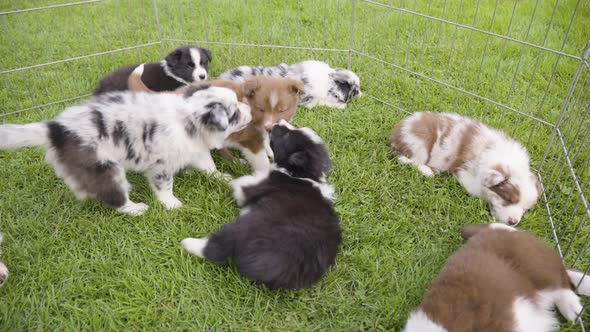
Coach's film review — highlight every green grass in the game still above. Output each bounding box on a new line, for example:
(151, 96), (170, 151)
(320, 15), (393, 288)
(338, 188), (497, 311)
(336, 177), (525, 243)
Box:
(1, 0), (589, 330)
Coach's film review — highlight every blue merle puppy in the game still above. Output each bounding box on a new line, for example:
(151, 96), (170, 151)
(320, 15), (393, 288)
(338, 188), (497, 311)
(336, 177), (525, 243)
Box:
(0, 87), (251, 216)
(181, 119), (341, 289)
(218, 60), (361, 110)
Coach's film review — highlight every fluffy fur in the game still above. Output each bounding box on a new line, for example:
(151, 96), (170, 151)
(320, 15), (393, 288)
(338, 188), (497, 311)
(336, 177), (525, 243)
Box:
(403, 223), (590, 332)
(218, 60), (361, 109)
(181, 120), (341, 289)
(0, 88), (251, 216)
(0, 233), (7, 287)
(94, 46), (212, 95)
(128, 64), (304, 173)
(390, 112), (541, 225)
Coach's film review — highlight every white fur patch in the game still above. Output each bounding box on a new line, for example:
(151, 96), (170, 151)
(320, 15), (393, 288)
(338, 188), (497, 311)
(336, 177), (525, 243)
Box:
(298, 127), (323, 144)
(0, 262), (8, 287)
(189, 48), (208, 81)
(230, 172), (270, 206)
(489, 223), (517, 232)
(181, 237), (208, 258)
(269, 90), (278, 109)
(512, 296), (558, 332)
(567, 270), (590, 296)
(403, 310), (447, 332)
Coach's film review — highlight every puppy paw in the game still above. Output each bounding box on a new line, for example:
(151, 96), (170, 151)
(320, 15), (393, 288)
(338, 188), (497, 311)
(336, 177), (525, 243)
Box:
(556, 289), (583, 322)
(397, 156), (413, 164)
(417, 165), (434, 177)
(181, 238), (208, 258)
(0, 262), (8, 287)
(118, 202), (149, 216)
(160, 196), (183, 210)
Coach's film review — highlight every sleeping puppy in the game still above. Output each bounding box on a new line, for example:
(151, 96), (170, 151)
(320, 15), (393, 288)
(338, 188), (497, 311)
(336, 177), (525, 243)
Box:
(181, 120), (341, 289)
(0, 233), (7, 287)
(94, 45), (212, 95)
(128, 64), (304, 173)
(0, 88), (251, 216)
(219, 60), (361, 109)
(404, 223), (590, 332)
(390, 112), (541, 226)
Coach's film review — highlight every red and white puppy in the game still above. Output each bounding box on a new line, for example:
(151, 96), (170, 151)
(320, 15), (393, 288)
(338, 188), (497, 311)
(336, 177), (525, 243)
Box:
(404, 223), (590, 332)
(390, 112), (541, 226)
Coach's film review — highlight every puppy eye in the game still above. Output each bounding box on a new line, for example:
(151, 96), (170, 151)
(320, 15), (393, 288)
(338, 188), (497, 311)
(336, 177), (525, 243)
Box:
(258, 108), (265, 113)
(187, 61), (195, 68)
(279, 109), (286, 113)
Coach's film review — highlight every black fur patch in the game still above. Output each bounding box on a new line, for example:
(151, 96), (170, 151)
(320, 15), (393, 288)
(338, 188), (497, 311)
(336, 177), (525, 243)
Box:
(334, 81), (351, 102)
(231, 68), (243, 77)
(91, 109), (109, 139)
(47, 121), (73, 150)
(183, 84), (211, 98)
(108, 95), (123, 103)
(142, 122), (158, 143)
(228, 110), (239, 124)
(112, 120), (127, 147)
(184, 117), (197, 137)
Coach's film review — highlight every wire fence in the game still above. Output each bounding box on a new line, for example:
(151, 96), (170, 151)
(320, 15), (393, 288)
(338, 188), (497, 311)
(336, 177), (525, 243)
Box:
(0, 0), (589, 328)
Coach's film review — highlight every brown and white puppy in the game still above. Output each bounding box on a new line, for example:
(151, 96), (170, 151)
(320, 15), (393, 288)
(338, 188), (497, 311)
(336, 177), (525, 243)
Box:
(390, 112), (541, 226)
(404, 223), (590, 332)
(128, 65), (304, 172)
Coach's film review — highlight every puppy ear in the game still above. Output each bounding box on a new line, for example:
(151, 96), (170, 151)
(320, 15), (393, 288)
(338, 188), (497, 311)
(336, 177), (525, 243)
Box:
(288, 151), (308, 167)
(289, 79), (305, 95)
(165, 49), (182, 67)
(460, 224), (488, 241)
(484, 168), (506, 188)
(201, 102), (228, 131)
(242, 78), (260, 98)
(202, 48), (212, 63)
(329, 68), (352, 83)
(532, 173), (542, 196)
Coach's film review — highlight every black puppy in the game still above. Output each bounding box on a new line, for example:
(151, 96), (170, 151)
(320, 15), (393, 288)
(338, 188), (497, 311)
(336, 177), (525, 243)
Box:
(181, 120), (341, 289)
(94, 46), (212, 95)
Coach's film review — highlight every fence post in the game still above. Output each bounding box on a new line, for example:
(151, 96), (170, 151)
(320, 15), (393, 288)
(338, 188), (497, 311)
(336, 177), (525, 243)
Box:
(347, 0), (357, 70)
(537, 38), (590, 173)
(152, 0), (165, 57)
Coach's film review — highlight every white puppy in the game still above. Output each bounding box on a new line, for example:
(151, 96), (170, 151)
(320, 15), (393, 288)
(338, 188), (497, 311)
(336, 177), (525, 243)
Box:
(390, 112), (541, 225)
(0, 87), (251, 216)
(219, 60), (361, 109)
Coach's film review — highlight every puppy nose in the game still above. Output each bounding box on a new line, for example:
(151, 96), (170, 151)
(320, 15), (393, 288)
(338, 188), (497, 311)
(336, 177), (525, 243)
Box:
(199, 74), (206, 80)
(264, 123), (273, 132)
(507, 218), (518, 226)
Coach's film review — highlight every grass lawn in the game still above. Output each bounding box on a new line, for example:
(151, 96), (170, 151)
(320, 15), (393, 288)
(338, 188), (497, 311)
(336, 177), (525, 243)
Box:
(1, 0), (589, 330)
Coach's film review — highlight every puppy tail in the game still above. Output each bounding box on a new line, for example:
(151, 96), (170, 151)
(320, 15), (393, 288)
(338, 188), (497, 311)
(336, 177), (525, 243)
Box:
(127, 64), (153, 93)
(0, 122), (49, 149)
(567, 269), (590, 296)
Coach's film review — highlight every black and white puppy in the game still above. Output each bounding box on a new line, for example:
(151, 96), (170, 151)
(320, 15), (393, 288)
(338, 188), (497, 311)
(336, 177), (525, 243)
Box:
(94, 46), (212, 95)
(0, 233), (7, 287)
(0, 87), (251, 216)
(219, 60), (361, 109)
(181, 120), (341, 289)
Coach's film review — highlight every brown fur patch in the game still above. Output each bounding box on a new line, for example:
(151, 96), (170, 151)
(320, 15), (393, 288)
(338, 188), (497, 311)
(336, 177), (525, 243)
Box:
(389, 122), (413, 158)
(448, 122), (479, 171)
(418, 225), (571, 331)
(490, 164), (521, 205)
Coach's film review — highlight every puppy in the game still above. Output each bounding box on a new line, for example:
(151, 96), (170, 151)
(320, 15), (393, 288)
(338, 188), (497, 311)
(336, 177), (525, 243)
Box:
(219, 60), (361, 109)
(181, 120), (341, 289)
(0, 87), (251, 216)
(404, 223), (590, 332)
(389, 112), (541, 226)
(94, 45), (212, 95)
(0, 233), (7, 287)
(128, 64), (304, 172)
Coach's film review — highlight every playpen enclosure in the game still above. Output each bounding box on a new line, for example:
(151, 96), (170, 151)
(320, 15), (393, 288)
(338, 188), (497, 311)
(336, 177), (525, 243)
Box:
(1, 0), (589, 328)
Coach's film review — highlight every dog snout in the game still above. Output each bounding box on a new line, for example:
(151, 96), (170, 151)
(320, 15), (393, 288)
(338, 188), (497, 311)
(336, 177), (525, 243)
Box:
(507, 217), (519, 226)
(264, 122), (274, 132)
(199, 74), (206, 80)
